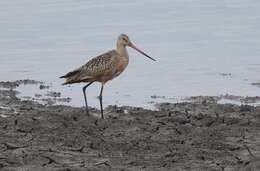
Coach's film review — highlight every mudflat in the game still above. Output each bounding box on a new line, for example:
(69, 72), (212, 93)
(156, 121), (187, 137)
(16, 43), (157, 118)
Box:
(0, 80), (259, 171)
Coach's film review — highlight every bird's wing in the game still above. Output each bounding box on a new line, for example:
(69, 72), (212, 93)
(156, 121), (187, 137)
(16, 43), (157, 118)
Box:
(61, 50), (117, 84)
(82, 50), (117, 77)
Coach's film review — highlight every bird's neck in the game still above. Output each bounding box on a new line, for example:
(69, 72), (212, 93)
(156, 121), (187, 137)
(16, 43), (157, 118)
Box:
(116, 44), (128, 58)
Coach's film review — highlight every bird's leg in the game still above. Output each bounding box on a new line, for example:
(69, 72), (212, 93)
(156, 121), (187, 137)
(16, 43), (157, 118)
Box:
(98, 83), (104, 119)
(82, 82), (94, 115)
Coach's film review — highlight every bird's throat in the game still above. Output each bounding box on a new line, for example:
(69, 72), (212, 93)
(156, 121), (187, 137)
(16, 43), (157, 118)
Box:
(116, 44), (128, 57)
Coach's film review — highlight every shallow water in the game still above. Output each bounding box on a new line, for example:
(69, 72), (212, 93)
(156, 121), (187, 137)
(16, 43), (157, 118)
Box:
(1, 0), (260, 108)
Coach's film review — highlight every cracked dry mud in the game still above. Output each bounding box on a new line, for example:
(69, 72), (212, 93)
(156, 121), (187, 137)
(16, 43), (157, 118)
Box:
(0, 81), (259, 171)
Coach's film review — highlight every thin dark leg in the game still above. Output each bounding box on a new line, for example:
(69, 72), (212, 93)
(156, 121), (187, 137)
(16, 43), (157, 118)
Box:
(99, 83), (104, 119)
(82, 82), (94, 115)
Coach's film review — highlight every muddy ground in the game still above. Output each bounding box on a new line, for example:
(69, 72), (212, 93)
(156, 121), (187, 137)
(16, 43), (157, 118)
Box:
(0, 80), (259, 171)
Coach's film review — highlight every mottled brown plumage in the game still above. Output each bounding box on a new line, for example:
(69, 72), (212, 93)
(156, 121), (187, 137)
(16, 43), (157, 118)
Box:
(60, 34), (155, 119)
(61, 50), (118, 84)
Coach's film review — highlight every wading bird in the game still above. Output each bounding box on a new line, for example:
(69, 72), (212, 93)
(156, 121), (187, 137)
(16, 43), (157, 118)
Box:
(60, 34), (156, 119)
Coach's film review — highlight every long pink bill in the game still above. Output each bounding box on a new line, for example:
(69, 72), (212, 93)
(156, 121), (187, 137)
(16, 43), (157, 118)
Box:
(129, 43), (156, 61)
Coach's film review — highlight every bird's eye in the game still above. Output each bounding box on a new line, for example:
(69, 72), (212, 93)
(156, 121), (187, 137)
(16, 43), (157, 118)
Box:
(123, 38), (127, 41)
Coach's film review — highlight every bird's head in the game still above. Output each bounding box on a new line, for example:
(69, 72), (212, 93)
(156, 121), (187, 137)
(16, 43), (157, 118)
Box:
(117, 34), (131, 47)
(117, 34), (156, 61)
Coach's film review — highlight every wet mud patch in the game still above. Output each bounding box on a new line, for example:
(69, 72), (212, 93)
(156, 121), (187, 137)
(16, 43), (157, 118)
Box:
(251, 82), (260, 88)
(0, 79), (43, 89)
(6, 80), (72, 106)
(0, 80), (260, 170)
(186, 95), (260, 106)
(219, 73), (232, 77)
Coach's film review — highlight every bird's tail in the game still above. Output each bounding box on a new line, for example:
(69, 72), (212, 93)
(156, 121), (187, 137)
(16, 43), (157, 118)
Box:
(61, 78), (79, 85)
(60, 75), (67, 79)
(60, 76), (93, 85)
(60, 69), (81, 85)
(60, 69), (80, 79)
(60, 68), (94, 85)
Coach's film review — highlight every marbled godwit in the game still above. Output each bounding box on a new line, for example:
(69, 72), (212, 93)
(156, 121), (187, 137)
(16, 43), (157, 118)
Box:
(60, 34), (156, 119)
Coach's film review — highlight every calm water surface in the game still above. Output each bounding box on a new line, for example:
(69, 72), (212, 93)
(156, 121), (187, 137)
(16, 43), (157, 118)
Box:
(0, 0), (260, 108)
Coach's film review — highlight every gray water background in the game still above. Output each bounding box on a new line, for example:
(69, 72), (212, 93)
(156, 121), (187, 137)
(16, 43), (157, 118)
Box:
(0, 0), (260, 108)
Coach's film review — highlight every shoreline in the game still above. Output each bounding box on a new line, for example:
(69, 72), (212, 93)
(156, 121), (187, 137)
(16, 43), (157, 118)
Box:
(0, 80), (259, 170)
(4, 79), (260, 110)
